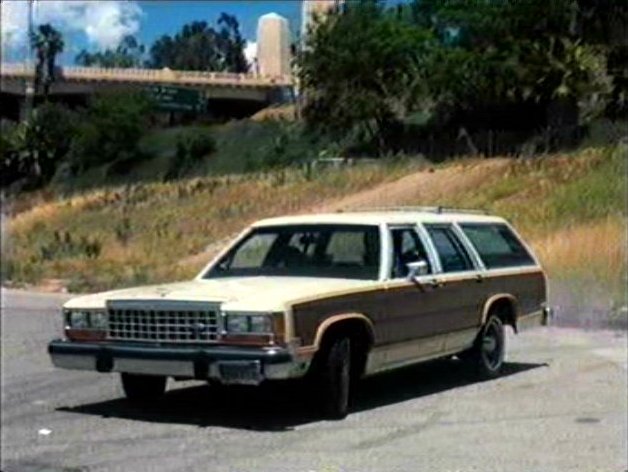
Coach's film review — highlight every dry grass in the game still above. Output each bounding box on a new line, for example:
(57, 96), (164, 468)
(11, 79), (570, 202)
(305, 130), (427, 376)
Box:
(250, 104), (298, 122)
(3, 145), (625, 297)
(532, 217), (626, 294)
(3, 162), (422, 291)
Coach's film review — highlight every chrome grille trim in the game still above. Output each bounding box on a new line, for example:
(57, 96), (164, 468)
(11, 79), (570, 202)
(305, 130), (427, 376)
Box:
(106, 300), (221, 343)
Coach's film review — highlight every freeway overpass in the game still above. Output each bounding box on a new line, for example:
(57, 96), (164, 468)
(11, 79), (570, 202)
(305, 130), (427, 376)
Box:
(0, 63), (293, 121)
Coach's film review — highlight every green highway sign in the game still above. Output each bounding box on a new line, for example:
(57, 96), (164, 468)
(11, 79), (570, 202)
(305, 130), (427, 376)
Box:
(146, 85), (205, 112)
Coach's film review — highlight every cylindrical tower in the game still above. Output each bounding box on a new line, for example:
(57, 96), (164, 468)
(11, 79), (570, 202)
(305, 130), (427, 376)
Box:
(256, 13), (291, 78)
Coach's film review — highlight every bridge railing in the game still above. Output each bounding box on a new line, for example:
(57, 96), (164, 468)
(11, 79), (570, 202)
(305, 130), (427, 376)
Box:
(0, 63), (292, 87)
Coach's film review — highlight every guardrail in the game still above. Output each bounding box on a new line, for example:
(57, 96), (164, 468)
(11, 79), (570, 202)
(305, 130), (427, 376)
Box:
(0, 63), (292, 87)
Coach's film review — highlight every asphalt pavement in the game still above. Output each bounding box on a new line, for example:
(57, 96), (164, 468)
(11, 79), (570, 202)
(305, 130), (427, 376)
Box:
(1, 288), (626, 472)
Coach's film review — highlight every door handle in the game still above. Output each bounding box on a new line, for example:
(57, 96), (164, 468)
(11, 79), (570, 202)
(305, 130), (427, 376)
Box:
(475, 274), (484, 283)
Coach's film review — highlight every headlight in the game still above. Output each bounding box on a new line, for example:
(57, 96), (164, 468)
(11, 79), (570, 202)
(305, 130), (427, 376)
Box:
(225, 313), (273, 334)
(90, 311), (108, 330)
(68, 311), (90, 329)
(66, 310), (107, 330)
(249, 315), (272, 333)
(226, 314), (250, 333)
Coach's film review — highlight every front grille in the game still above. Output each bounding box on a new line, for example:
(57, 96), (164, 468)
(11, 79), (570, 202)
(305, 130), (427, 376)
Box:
(107, 301), (220, 343)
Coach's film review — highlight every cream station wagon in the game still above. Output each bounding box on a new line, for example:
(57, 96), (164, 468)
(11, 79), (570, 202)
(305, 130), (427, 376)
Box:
(49, 207), (551, 418)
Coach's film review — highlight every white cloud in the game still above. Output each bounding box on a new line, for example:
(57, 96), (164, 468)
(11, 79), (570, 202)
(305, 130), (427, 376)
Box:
(0, 1), (29, 49)
(1, 0), (143, 53)
(244, 41), (257, 70)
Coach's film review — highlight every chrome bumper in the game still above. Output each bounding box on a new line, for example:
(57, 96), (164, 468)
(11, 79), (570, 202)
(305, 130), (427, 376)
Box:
(48, 340), (310, 386)
(518, 307), (552, 331)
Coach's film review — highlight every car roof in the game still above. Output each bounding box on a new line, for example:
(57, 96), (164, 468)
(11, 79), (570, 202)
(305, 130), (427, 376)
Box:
(253, 211), (506, 227)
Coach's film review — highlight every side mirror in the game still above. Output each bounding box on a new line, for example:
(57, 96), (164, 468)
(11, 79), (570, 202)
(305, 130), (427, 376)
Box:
(406, 259), (429, 279)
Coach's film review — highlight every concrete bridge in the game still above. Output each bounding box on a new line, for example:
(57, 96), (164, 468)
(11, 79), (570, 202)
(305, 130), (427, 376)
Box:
(0, 63), (293, 121)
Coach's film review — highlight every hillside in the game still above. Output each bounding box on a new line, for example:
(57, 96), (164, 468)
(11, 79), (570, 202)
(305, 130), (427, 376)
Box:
(3, 145), (626, 321)
(61, 120), (319, 191)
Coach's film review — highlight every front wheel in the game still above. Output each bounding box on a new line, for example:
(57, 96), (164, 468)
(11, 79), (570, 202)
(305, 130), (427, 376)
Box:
(317, 337), (352, 419)
(121, 373), (167, 402)
(464, 315), (506, 379)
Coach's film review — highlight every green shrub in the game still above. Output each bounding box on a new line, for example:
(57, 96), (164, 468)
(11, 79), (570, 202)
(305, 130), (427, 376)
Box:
(70, 92), (154, 172)
(163, 128), (216, 181)
(38, 230), (102, 261)
(1, 103), (76, 189)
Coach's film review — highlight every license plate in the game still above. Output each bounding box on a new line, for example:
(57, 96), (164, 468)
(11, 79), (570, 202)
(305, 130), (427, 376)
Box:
(218, 361), (263, 385)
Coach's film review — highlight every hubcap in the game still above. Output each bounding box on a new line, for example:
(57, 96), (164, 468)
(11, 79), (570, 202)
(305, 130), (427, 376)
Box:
(481, 321), (502, 370)
(482, 337), (497, 352)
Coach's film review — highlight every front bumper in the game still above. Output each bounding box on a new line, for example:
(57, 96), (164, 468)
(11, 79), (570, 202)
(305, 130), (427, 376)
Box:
(48, 340), (310, 385)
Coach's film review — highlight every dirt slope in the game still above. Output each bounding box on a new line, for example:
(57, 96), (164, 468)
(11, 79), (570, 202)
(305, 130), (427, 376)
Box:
(313, 159), (510, 212)
(180, 159), (510, 268)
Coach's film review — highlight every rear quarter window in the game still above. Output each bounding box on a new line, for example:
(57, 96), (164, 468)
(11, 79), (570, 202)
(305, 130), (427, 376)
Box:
(460, 223), (536, 269)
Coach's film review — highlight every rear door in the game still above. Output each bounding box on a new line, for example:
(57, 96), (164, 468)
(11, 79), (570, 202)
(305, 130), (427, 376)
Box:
(421, 223), (486, 346)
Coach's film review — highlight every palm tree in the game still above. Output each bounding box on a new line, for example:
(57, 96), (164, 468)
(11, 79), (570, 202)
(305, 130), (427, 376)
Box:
(29, 24), (64, 100)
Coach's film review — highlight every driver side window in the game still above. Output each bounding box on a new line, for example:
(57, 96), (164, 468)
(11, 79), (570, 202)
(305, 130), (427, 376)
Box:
(390, 227), (431, 278)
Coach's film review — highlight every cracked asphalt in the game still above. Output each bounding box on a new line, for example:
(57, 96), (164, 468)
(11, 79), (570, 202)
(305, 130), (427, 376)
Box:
(1, 289), (626, 472)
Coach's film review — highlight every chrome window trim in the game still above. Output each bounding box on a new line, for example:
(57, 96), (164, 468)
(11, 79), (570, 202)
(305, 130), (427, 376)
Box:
(502, 221), (543, 268)
(195, 227), (252, 281)
(457, 221), (542, 271)
(384, 223), (439, 280)
(378, 222), (390, 281)
(420, 222), (477, 275)
(452, 222), (486, 271)
(200, 223), (384, 282)
(415, 222), (442, 274)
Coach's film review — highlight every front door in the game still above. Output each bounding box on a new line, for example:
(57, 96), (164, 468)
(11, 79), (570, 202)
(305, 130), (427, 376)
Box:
(367, 225), (447, 371)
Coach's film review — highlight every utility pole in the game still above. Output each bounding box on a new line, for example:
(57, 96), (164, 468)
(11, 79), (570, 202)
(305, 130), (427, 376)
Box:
(22, 0), (36, 121)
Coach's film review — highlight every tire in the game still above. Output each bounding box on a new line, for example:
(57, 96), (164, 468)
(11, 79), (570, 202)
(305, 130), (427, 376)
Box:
(317, 336), (352, 419)
(465, 314), (506, 379)
(121, 373), (167, 402)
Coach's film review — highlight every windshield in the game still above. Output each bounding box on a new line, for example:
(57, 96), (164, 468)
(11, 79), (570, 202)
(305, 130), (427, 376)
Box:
(205, 224), (381, 280)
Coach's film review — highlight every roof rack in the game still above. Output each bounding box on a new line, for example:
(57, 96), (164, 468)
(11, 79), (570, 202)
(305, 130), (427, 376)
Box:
(341, 206), (489, 215)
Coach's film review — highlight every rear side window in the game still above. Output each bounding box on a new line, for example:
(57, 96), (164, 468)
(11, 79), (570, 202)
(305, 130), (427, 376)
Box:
(460, 223), (535, 269)
(425, 225), (473, 273)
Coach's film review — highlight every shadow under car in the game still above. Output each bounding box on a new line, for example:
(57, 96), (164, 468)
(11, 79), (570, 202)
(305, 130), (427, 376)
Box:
(57, 359), (547, 432)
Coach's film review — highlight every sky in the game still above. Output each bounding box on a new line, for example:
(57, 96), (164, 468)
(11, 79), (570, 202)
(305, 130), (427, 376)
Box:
(0, 1), (303, 65)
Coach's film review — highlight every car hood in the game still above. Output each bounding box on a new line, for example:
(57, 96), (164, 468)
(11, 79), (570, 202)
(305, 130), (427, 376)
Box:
(63, 277), (377, 312)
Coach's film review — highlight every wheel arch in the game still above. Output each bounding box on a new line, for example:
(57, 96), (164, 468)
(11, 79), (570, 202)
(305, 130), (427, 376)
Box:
(310, 313), (375, 378)
(481, 294), (521, 333)
(313, 313), (375, 349)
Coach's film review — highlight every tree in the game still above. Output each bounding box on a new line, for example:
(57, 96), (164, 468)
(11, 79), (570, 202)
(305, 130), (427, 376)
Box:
(410, 0), (612, 123)
(75, 35), (145, 68)
(163, 129), (216, 181)
(30, 24), (64, 99)
(147, 14), (247, 72)
(576, 0), (628, 118)
(217, 13), (248, 73)
(70, 92), (154, 172)
(297, 0), (434, 154)
(1, 103), (76, 189)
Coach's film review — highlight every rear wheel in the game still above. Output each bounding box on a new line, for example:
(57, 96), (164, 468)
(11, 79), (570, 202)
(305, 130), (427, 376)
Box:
(121, 373), (167, 402)
(464, 315), (506, 379)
